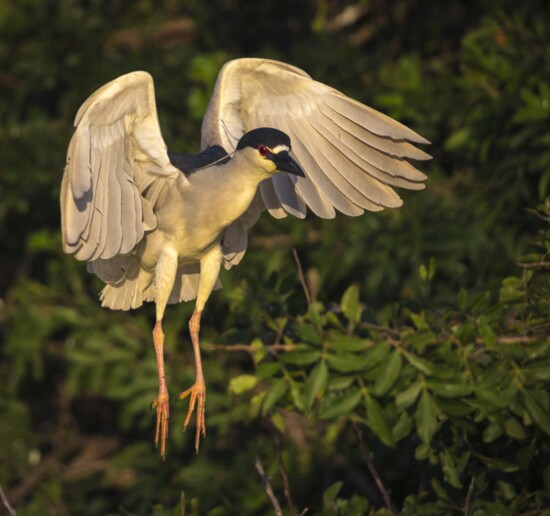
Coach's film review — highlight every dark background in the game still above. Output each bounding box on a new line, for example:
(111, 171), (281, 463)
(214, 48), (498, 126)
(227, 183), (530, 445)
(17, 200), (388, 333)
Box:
(1, 0), (549, 514)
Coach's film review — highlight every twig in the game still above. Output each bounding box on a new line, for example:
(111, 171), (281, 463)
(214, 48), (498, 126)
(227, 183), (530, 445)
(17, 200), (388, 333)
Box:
(463, 477), (475, 515)
(276, 436), (297, 516)
(293, 249), (312, 305)
(518, 261), (550, 268)
(475, 336), (549, 345)
(352, 422), (396, 515)
(254, 456), (283, 516)
(0, 485), (16, 516)
(181, 491), (185, 516)
(204, 343), (296, 353)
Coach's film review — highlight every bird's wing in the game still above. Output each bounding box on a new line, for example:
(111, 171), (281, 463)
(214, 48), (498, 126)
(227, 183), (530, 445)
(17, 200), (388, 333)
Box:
(201, 58), (430, 222)
(61, 71), (182, 262)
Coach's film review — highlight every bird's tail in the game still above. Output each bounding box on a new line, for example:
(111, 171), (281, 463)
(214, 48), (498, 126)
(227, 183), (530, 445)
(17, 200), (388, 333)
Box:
(99, 259), (154, 311)
(97, 261), (222, 311)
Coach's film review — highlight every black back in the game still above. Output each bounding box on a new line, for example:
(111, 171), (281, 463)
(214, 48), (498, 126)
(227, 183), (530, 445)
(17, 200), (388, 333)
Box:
(168, 145), (230, 175)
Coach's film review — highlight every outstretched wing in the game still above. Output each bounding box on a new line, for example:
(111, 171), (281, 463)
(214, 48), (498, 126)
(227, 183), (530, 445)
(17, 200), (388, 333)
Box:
(201, 58), (430, 268)
(61, 71), (182, 262)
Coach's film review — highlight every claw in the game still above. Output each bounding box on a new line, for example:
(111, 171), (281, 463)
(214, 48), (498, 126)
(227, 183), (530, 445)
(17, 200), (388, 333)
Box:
(153, 393), (170, 460)
(179, 381), (206, 453)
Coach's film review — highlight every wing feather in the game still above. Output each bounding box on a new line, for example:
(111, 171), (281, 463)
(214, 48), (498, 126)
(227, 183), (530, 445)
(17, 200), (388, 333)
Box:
(200, 58), (429, 266)
(61, 71), (180, 262)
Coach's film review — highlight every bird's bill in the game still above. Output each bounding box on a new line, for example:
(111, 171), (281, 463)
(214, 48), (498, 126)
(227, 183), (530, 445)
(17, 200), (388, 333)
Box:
(272, 151), (305, 177)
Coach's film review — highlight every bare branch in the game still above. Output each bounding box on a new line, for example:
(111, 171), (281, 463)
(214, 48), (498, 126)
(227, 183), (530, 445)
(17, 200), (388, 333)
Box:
(203, 343), (296, 353)
(254, 456), (283, 516)
(293, 249), (312, 306)
(352, 422), (396, 515)
(0, 485), (16, 516)
(518, 261), (550, 269)
(463, 477), (475, 515)
(276, 436), (297, 516)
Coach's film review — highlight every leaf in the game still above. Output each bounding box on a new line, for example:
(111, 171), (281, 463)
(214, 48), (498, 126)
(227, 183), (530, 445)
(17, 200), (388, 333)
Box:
(427, 381), (473, 398)
(262, 379), (287, 415)
(415, 390), (439, 443)
(323, 481), (343, 505)
(483, 422), (503, 443)
(229, 374), (259, 395)
(341, 284), (361, 324)
(327, 375), (355, 391)
(328, 335), (366, 352)
(440, 449), (462, 488)
(304, 360), (328, 409)
(296, 323), (323, 347)
(392, 412), (413, 441)
(523, 390), (550, 435)
(327, 353), (371, 373)
(505, 417), (526, 440)
(395, 381), (422, 410)
(475, 454), (519, 473)
(320, 388), (362, 419)
(402, 350), (435, 376)
(374, 351), (402, 396)
(364, 394), (395, 447)
(280, 349), (322, 365)
(255, 362), (280, 378)
(271, 412), (285, 433)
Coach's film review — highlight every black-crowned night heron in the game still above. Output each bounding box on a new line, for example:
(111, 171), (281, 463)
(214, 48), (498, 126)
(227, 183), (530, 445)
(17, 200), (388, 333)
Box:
(60, 58), (430, 458)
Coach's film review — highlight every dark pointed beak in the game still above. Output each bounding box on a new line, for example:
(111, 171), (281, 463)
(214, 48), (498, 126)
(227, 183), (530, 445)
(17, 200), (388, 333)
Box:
(271, 151), (305, 177)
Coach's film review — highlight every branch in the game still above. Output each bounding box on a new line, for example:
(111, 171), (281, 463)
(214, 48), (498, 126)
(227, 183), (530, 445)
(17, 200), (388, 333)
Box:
(204, 343), (296, 353)
(463, 477), (475, 515)
(352, 422), (396, 515)
(0, 485), (16, 516)
(254, 456), (283, 516)
(293, 249), (312, 306)
(276, 436), (297, 516)
(518, 261), (550, 268)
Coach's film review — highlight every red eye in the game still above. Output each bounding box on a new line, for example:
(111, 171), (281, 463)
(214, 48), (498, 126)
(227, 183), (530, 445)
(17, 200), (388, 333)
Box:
(258, 145), (269, 157)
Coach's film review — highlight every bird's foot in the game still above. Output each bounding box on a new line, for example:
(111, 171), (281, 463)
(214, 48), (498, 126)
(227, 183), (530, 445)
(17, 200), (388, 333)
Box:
(152, 392), (170, 460)
(179, 380), (206, 453)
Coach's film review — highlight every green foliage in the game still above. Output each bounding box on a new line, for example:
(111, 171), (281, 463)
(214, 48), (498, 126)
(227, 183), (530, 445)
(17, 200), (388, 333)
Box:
(1, 0), (550, 514)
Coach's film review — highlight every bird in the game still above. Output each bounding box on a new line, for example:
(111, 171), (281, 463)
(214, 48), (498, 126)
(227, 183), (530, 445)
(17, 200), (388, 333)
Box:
(60, 58), (430, 459)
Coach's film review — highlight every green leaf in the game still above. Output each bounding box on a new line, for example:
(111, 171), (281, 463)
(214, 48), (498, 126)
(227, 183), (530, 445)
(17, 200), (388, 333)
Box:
(402, 350), (435, 376)
(262, 379), (287, 415)
(374, 351), (402, 396)
(229, 374), (259, 395)
(478, 324), (497, 346)
(323, 481), (343, 504)
(341, 284), (361, 324)
(255, 362), (279, 378)
(440, 449), (462, 488)
(327, 353), (371, 373)
(327, 375), (355, 391)
(296, 323), (323, 347)
(392, 412), (413, 441)
(395, 381), (422, 410)
(415, 390), (439, 443)
(524, 364), (550, 381)
(505, 417), (526, 440)
(327, 335), (366, 352)
(427, 381), (473, 398)
(280, 349), (322, 365)
(483, 422), (503, 443)
(320, 388), (362, 419)
(523, 390), (550, 435)
(475, 454), (519, 473)
(364, 394), (395, 447)
(304, 360), (328, 409)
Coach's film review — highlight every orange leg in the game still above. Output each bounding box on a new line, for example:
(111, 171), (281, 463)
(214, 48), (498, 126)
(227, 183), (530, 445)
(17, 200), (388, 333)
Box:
(152, 320), (169, 460)
(179, 310), (206, 453)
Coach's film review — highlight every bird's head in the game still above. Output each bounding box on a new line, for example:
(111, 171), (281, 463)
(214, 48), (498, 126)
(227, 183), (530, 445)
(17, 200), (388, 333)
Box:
(235, 127), (304, 177)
